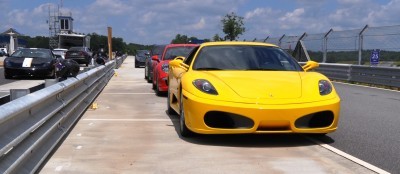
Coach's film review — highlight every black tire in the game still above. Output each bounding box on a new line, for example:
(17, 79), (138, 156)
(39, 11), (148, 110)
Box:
(179, 91), (194, 137)
(4, 73), (11, 79)
(155, 78), (162, 96)
(144, 65), (148, 79)
(147, 71), (152, 83)
(167, 87), (176, 115)
(152, 74), (156, 89)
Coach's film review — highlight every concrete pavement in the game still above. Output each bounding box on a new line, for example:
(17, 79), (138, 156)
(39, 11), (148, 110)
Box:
(0, 56), (5, 66)
(40, 56), (376, 174)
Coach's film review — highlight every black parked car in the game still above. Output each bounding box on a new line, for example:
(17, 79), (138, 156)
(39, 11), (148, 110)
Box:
(3, 48), (63, 79)
(145, 45), (166, 82)
(0, 50), (6, 56)
(135, 50), (150, 68)
(65, 47), (93, 66)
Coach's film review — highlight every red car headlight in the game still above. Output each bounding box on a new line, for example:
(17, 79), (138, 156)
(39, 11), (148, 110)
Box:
(319, 80), (332, 95)
(193, 79), (218, 95)
(162, 63), (169, 72)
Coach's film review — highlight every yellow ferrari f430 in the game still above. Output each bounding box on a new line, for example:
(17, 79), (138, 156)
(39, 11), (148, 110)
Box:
(167, 41), (340, 137)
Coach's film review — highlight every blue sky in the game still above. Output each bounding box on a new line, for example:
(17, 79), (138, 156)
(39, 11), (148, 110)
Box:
(0, 0), (398, 45)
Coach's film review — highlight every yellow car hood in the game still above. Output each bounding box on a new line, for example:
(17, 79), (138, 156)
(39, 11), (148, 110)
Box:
(204, 71), (302, 99)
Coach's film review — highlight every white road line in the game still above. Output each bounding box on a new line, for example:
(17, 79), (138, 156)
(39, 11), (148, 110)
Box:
(304, 136), (390, 174)
(333, 81), (400, 93)
(82, 118), (178, 122)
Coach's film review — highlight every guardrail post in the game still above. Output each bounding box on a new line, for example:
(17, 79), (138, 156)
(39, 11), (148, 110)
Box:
(358, 25), (368, 65)
(323, 29), (333, 63)
(45, 78), (59, 87)
(278, 34), (285, 47)
(263, 36), (269, 43)
(10, 89), (30, 100)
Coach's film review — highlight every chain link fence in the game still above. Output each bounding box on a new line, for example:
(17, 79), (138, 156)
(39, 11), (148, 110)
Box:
(261, 25), (400, 67)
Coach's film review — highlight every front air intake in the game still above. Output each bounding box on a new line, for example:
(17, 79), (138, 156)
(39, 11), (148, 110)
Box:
(295, 111), (334, 128)
(204, 111), (254, 129)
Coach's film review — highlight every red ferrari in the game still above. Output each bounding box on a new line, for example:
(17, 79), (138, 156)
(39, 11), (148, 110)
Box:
(152, 44), (198, 95)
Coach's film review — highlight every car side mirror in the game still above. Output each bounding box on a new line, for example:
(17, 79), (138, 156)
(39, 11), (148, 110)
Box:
(151, 55), (159, 61)
(174, 56), (185, 61)
(302, 61), (319, 71)
(169, 59), (182, 67)
(170, 56), (188, 71)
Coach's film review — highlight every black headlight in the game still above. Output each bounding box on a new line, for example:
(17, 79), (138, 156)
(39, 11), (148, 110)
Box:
(4, 60), (12, 67)
(193, 79), (218, 95)
(319, 80), (332, 95)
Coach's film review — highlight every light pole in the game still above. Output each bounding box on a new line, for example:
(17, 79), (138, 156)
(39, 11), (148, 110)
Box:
(6, 30), (16, 54)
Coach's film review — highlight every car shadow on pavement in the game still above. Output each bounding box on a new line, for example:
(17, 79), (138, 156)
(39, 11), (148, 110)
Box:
(165, 111), (335, 148)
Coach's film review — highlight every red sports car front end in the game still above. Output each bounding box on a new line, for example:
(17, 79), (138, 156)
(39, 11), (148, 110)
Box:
(154, 60), (170, 92)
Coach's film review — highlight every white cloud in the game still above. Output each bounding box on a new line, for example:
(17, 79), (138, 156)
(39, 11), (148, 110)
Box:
(279, 8), (305, 22)
(191, 17), (206, 30)
(3, 0), (400, 45)
(279, 8), (305, 30)
(337, 0), (364, 5)
(245, 8), (271, 19)
(6, 3), (51, 36)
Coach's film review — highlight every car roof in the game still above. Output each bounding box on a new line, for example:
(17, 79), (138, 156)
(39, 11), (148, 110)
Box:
(165, 44), (198, 48)
(200, 41), (278, 47)
(20, 48), (50, 51)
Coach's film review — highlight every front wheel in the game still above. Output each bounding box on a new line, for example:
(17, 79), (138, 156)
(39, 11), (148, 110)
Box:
(144, 65), (148, 79)
(179, 91), (194, 137)
(155, 78), (162, 96)
(167, 87), (176, 115)
(4, 73), (11, 79)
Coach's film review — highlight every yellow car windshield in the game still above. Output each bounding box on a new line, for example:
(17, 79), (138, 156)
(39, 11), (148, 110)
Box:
(192, 46), (302, 71)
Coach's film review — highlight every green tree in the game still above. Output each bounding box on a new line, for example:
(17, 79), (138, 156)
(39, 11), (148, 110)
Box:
(213, 34), (223, 41)
(221, 12), (245, 41)
(171, 34), (189, 44)
(171, 34), (203, 44)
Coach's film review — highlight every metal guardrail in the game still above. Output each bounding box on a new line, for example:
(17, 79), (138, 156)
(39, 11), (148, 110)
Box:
(115, 55), (127, 69)
(0, 59), (116, 173)
(350, 65), (400, 87)
(300, 62), (400, 88)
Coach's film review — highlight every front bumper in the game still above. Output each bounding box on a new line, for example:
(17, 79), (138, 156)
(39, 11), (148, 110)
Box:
(5, 67), (54, 78)
(156, 73), (168, 92)
(67, 57), (90, 64)
(182, 90), (340, 134)
(135, 61), (145, 67)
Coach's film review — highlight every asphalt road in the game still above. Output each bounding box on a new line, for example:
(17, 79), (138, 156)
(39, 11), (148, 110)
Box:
(317, 82), (400, 173)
